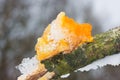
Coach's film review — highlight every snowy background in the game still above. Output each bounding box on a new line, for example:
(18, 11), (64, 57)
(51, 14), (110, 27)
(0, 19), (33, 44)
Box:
(0, 0), (120, 80)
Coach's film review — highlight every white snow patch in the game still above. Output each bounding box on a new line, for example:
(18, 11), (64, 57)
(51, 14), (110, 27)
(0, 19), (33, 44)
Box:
(60, 53), (120, 78)
(61, 73), (70, 78)
(16, 56), (39, 75)
(49, 21), (65, 41)
(75, 52), (120, 72)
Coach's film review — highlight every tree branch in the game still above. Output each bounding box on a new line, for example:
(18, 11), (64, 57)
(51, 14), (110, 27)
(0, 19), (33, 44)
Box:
(42, 27), (120, 79)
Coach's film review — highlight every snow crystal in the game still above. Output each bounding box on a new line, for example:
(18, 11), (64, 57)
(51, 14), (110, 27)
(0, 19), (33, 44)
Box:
(49, 21), (65, 41)
(16, 56), (39, 75)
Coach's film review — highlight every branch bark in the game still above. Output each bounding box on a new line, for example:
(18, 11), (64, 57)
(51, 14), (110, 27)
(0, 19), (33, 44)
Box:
(42, 27), (120, 79)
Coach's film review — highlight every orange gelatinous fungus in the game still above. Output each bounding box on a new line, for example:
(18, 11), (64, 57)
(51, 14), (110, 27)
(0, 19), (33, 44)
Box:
(35, 12), (93, 61)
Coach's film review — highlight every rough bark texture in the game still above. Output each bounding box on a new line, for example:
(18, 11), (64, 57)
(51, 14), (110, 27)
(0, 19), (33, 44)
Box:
(42, 27), (120, 79)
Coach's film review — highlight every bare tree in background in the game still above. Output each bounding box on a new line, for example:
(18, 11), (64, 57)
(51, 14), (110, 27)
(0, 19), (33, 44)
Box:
(0, 0), (66, 80)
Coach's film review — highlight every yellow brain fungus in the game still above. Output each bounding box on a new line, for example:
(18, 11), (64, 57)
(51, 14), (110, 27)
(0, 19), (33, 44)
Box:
(35, 12), (93, 61)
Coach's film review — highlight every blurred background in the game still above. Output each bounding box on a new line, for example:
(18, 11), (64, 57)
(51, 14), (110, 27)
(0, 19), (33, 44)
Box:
(0, 0), (120, 80)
